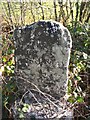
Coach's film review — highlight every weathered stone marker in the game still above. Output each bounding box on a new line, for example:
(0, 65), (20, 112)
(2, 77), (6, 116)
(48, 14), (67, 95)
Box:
(14, 20), (72, 99)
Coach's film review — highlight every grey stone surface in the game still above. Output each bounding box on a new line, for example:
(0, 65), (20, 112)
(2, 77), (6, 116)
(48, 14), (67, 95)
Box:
(13, 20), (72, 99)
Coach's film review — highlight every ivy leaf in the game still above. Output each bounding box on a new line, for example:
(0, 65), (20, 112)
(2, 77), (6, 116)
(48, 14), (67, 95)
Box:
(76, 96), (84, 103)
(83, 52), (87, 59)
(68, 96), (75, 103)
(76, 76), (81, 81)
(22, 107), (28, 113)
(3, 57), (7, 62)
(19, 112), (24, 118)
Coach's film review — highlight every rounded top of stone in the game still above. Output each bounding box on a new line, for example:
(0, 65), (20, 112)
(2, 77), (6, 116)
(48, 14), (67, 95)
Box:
(14, 20), (72, 48)
(16, 20), (66, 30)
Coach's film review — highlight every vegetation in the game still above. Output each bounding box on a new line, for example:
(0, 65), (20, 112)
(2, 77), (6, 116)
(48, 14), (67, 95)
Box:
(0, 0), (90, 119)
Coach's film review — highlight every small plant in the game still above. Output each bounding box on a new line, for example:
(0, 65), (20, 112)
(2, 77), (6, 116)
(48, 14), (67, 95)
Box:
(1, 30), (17, 118)
(67, 21), (90, 104)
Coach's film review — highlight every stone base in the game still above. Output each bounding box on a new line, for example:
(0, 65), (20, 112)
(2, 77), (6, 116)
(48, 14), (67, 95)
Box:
(12, 89), (73, 119)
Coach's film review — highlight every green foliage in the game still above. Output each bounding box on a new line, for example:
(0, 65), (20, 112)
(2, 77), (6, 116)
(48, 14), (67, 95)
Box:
(17, 103), (31, 118)
(67, 21), (90, 104)
(1, 33), (17, 118)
